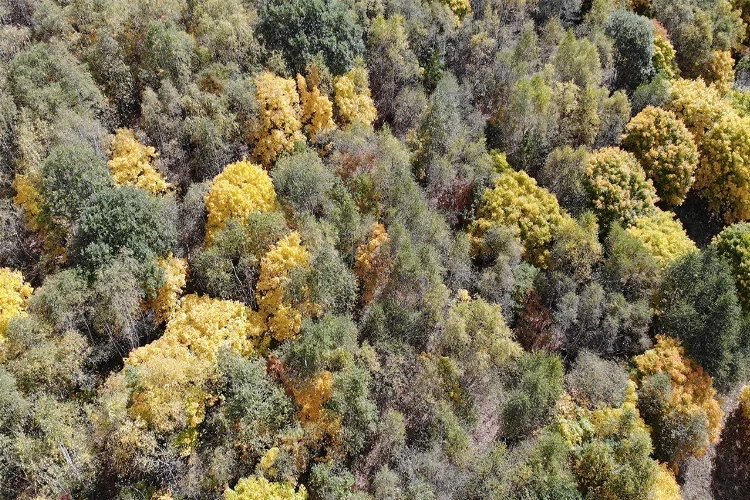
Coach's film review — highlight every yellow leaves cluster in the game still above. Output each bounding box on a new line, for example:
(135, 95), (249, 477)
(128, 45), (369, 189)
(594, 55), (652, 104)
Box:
(651, 21), (678, 80)
(740, 384), (750, 420)
(291, 370), (334, 424)
(471, 169), (567, 267)
(224, 476), (308, 500)
(13, 172), (42, 230)
(648, 463), (683, 500)
(665, 78), (730, 144)
(622, 106), (698, 206)
(442, 0), (472, 20)
(0, 268), (32, 346)
(584, 147), (658, 226)
(252, 72), (305, 167)
(633, 335), (723, 450)
(334, 66), (377, 128)
(108, 128), (171, 194)
(204, 159), (277, 243)
(115, 294), (265, 439)
(152, 253), (188, 324)
(704, 50), (736, 96)
(354, 222), (391, 305)
(626, 210), (697, 267)
(696, 112), (750, 223)
(296, 73), (335, 138)
(257, 232), (311, 342)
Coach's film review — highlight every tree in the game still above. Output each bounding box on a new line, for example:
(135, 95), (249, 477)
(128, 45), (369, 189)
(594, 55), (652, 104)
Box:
(566, 350), (630, 409)
(152, 253), (187, 324)
(204, 159), (277, 243)
(224, 476), (308, 500)
(584, 147), (658, 228)
(38, 143), (112, 227)
(655, 246), (745, 390)
(713, 384), (750, 499)
(108, 128), (171, 195)
(334, 65), (377, 128)
(625, 209), (697, 268)
(665, 78), (730, 144)
(713, 222), (750, 309)
(471, 169), (568, 268)
(297, 72), (335, 138)
(0, 268), (32, 349)
(651, 21), (679, 79)
(696, 112), (750, 223)
(257, 232), (311, 342)
(258, 0), (364, 75)
(251, 72), (305, 166)
(622, 106), (698, 206)
(632, 335), (723, 472)
(604, 10), (655, 92)
(354, 222), (391, 306)
(537, 146), (590, 216)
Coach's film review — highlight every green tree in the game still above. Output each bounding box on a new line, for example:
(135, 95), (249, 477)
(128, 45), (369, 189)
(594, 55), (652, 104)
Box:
(655, 246), (745, 389)
(604, 10), (655, 92)
(258, 0), (364, 75)
(71, 186), (176, 274)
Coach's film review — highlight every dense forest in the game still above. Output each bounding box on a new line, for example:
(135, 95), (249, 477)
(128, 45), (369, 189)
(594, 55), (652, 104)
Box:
(4, 0), (750, 498)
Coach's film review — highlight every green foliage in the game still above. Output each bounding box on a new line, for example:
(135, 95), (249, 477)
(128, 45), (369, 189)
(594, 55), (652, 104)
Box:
(502, 352), (564, 440)
(71, 186), (177, 274)
(656, 247), (746, 389)
(604, 10), (655, 92)
(258, 0), (364, 75)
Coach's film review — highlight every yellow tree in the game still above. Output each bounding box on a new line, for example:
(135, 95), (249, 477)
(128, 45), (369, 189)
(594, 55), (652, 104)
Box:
(97, 294), (266, 456)
(584, 147), (659, 227)
(108, 128), (171, 194)
(204, 159), (277, 243)
(470, 169), (568, 268)
(13, 172), (42, 231)
(0, 268), (33, 348)
(696, 111), (750, 223)
(334, 65), (378, 128)
(626, 209), (697, 268)
(256, 232), (311, 342)
(652, 21), (678, 79)
(251, 72), (305, 166)
(704, 50), (736, 96)
(622, 106), (698, 206)
(665, 78), (731, 144)
(354, 222), (391, 305)
(296, 71), (335, 138)
(632, 335), (723, 472)
(152, 253), (188, 324)
(224, 476), (308, 500)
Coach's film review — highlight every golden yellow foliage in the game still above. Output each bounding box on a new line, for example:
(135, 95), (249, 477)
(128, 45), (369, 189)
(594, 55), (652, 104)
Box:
(204, 159), (277, 243)
(652, 22), (678, 80)
(292, 370), (334, 424)
(257, 232), (311, 342)
(740, 384), (750, 420)
(0, 268), (33, 347)
(442, 0), (471, 20)
(584, 147), (659, 226)
(296, 73), (335, 138)
(626, 210), (697, 267)
(704, 50), (736, 96)
(665, 78), (730, 144)
(108, 128), (171, 194)
(334, 65), (377, 128)
(647, 463), (682, 500)
(470, 169), (567, 267)
(224, 476), (308, 500)
(697, 111), (750, 223)
(633, 335), (724, 463)
(13, 172), (42, 231)
(153, 253), (188, 324)
(354, 222), (391, 305)
(622, 106), (698, 206)
(121, 294), (265, 435)
(252, 72), (305, 166)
